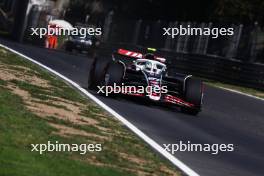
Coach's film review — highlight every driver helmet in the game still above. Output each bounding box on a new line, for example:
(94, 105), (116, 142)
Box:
(144, 53), (155, 60)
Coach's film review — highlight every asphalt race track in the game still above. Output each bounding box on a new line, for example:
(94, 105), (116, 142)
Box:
(1, 39), (264, 176)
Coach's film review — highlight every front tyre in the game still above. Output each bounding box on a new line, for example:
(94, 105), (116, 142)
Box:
(104, 62), (124, 87)
(99, 62), (124, 97)
(181, 78), (203, 115)
(88, 57), (109, 90)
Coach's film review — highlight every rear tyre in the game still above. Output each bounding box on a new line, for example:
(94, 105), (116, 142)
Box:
(181, 78), (203, 115)
(88, 57), (109, 90)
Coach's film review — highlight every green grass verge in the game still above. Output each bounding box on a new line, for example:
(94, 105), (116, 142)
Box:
(0, 47), (180, 176)
(0, 87), (129, 176)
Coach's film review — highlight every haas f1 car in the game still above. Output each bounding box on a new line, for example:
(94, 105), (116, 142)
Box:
(88, 48), (204, 115)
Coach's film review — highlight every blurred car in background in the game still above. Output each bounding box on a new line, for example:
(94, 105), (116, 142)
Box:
(64, 23), (100, 54)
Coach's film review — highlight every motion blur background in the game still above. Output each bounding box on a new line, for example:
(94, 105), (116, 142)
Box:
(0, 0), (263, 89)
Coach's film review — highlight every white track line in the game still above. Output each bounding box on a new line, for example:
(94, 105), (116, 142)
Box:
(217, 86), (264, 101)
(0, 43), (200, 176)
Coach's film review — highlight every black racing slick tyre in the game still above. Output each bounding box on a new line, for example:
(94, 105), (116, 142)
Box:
(181, 78), (203, 115)
(88, 57), (109, 90)
(104, 62), (124, 87)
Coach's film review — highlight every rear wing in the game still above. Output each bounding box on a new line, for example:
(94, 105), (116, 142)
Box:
(116, 48), (166, 63)
(117, 49), (143, 59)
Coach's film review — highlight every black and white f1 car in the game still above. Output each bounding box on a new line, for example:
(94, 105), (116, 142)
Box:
(88, 48), (204, 115)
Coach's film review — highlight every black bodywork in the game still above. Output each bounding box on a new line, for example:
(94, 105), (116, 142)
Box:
(113, 51), (188, 100)
(88, 49), (203, 115)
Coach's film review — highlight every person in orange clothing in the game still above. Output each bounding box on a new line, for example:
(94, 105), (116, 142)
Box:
(45, 25), (58, 49)
(47, 35), (58, 49)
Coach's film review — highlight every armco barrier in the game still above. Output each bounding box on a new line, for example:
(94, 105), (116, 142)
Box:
(98, 43), (264, 91)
